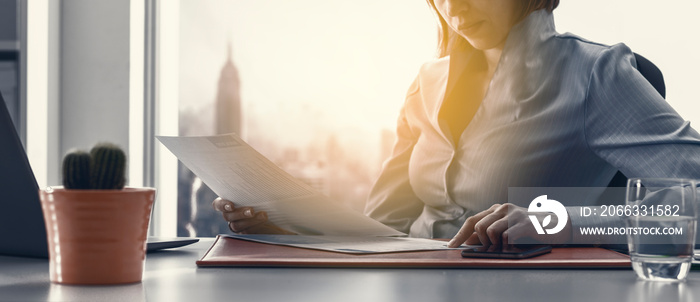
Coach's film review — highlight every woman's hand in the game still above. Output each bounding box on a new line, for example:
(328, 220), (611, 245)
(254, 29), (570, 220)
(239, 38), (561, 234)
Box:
(212, 197), (296, 235)
(447, 203), (571, 248)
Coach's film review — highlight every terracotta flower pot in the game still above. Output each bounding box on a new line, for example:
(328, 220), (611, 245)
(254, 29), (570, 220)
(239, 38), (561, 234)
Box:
(39, 187), (155, 285)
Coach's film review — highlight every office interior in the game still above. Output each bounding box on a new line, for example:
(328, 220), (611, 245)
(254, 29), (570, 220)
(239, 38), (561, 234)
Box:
(2, 1), (700, 301)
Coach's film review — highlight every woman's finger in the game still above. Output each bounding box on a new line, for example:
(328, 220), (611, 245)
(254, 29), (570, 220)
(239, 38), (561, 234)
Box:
(503, 221), (540, 245)
(485, 217), (510, 246)
(212, 197), (235, 212)
(465, 232), (481, 245)
(448, 204), (501, 247)
(473, 210), (507, 246)
(228, 212), (268, 232)
(222, 207), (256, 222)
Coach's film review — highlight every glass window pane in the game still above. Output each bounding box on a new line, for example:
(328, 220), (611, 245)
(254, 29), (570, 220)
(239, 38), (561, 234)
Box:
(175, 0), (435, 236)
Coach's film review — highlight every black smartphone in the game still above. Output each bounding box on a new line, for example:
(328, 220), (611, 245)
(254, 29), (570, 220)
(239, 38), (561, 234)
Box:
(460, 245), (552, 259)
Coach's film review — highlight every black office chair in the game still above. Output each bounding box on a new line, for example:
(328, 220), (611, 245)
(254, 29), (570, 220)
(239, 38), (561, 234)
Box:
(605, 53), (665, 188)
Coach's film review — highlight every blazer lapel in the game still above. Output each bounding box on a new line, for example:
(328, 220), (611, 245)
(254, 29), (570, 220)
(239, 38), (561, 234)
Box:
(436, 50), (474, 145)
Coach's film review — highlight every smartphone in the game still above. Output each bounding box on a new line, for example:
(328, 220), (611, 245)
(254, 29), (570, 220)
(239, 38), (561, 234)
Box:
(460, 245), (552, 259)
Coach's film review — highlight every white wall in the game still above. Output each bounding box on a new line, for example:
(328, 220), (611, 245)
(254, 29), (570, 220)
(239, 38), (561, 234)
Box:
(27, 0), (134, 187)
(59, 0), (131, 170)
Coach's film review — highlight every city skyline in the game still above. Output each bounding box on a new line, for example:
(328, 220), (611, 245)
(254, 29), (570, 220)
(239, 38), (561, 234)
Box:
(177, 36), (401, 235)
(177, 0), (437, 163)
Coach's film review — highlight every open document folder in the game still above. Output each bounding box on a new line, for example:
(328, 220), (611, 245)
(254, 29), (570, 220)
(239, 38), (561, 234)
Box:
(225, 234), (461, 254)
(158, 133), (405, 237)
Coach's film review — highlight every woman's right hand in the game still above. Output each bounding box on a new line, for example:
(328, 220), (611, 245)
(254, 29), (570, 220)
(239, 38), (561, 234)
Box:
(212, 197), (295, 235)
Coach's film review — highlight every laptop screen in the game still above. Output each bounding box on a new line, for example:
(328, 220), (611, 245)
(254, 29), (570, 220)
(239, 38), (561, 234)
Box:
(0, 93), (48, 258)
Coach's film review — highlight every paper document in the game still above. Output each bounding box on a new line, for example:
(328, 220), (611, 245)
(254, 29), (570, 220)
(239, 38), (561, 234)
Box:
(226, 234), (467, 254)
(157, 133), (405, 237)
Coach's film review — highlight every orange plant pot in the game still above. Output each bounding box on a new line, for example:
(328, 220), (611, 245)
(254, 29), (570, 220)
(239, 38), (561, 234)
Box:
(39, 187), (155, 285)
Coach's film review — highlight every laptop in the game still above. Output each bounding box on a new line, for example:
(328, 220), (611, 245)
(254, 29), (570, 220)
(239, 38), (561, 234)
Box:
(0, 93), (197, 258)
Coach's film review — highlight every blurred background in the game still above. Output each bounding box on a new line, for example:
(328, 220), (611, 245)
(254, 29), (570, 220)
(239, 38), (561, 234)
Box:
(11, 0), (700, 238)
(175, 0), (436, 236)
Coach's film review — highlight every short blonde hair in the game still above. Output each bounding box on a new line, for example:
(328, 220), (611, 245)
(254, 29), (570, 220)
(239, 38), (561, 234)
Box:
(427, 0), (560, 57)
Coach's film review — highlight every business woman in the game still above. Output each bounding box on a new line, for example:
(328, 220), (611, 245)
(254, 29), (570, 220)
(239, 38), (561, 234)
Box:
(214, 0), (700, 247)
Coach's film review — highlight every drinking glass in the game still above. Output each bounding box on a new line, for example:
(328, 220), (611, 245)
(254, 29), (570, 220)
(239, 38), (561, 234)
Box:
(626, 178), (697, 281)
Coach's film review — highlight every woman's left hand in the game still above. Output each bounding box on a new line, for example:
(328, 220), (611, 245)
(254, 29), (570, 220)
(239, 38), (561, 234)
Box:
(447, 203), (571, 248)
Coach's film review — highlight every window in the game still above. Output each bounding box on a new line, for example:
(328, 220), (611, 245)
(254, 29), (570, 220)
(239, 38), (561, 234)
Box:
(159, 0), (436, 236)
(151, 0), (700, 237)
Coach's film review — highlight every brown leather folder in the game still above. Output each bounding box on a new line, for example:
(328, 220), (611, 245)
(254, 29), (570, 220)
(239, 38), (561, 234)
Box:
(196, 235), (631, 269)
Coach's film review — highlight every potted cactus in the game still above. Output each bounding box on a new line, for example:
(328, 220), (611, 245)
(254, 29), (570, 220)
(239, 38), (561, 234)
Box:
(39, 143), (156, 285)
(62, 143), (127, 190)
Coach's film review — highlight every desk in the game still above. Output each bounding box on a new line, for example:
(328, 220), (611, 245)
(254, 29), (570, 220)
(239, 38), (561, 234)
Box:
(1, 238), (698, 301)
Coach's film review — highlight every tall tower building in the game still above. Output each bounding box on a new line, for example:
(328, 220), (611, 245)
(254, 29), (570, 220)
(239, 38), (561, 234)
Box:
(215, 42), (242, 135)
(178, 42), (244, 237)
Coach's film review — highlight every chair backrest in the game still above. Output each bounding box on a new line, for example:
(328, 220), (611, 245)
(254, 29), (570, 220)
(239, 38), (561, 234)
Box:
(606, 53), (665, 188)
(633, 53), (666, 99)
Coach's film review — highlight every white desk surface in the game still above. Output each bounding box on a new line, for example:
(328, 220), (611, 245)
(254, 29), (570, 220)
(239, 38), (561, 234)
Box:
(1, 238), (699, 302)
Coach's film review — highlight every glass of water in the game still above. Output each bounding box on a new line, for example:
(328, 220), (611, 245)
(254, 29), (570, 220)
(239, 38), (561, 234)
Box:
(626, 178), (697, 281)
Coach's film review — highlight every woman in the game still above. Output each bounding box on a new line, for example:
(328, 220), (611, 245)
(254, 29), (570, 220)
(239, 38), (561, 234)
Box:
(214, 0), (700, 247)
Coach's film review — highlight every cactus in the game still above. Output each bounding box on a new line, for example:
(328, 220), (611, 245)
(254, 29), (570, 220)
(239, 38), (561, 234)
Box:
(61, 142), (127, 190)
(89, 143), (127, 190)
(62, 149), (91, 189)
